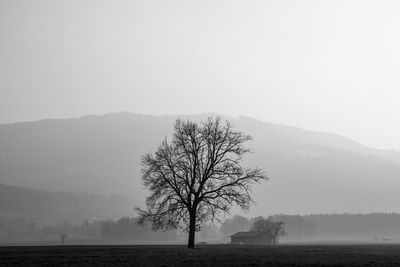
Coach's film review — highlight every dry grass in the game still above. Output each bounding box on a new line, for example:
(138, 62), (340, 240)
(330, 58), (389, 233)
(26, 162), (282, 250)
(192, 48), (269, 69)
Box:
(1, 244), (400, 266)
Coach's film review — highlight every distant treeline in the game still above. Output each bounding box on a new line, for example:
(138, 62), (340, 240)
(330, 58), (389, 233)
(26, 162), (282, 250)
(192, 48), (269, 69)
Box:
(305, 213), (400, 241)
(220, 213), (400, 242)
(0, 216), (179, 243)
(2, 213), (400, 244)
(99, 217), (178, 241)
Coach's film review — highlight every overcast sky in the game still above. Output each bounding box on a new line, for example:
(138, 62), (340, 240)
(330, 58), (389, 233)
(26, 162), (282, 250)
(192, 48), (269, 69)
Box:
(1, 0), (399, 150)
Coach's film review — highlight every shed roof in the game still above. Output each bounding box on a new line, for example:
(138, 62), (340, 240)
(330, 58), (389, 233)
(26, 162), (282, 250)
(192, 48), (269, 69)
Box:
(230, 231), (268, 238)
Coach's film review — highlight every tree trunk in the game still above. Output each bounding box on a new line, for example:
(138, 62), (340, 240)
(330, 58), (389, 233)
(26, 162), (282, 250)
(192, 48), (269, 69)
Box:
(187, 211), (196, 248)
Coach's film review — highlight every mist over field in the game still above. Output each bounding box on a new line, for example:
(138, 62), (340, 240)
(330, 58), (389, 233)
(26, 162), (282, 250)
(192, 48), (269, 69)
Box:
(1, 113), (400, 246)
(2, 3), (400, 266)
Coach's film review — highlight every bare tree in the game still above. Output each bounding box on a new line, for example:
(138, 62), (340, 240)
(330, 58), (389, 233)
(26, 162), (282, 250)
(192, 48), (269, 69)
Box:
(251, 217), (286, 245)
(136, 117), (267, 248)
(59, 234), (67, 246)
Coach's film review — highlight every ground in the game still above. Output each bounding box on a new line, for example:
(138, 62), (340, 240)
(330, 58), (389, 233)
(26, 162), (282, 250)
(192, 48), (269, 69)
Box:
(1, 244), (400, 266)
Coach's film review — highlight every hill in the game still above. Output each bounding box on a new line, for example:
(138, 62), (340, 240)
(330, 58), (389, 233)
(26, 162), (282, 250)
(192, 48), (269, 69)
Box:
(1, 112), (400, 215)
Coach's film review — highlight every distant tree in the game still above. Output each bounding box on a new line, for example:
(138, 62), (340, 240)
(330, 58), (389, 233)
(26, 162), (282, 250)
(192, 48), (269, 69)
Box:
(136, 117), (267, 248)
(219, 215), (250, 240)
(59, 234), (67, 245)
(251, 217), (286, 245)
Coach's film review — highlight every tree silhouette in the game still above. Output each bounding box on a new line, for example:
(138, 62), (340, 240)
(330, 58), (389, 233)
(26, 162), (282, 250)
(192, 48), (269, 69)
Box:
(59, 234), (67, 246)
(251, 217), (286, 244)
(136, 117), (266, 248)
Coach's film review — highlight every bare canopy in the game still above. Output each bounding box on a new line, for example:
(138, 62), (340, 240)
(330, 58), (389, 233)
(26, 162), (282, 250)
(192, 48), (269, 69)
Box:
(251, 217), (286, 245)
(136, 117), (266, 248)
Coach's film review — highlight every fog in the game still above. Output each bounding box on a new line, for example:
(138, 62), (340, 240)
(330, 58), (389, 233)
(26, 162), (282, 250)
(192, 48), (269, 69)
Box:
(1, 0), (400, 149)
(1, 114), (400, 245)
(1, 0), (400, 247)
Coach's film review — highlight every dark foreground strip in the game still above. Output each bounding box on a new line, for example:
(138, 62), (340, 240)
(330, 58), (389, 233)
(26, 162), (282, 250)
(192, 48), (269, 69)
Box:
(1, 244), (400, 267)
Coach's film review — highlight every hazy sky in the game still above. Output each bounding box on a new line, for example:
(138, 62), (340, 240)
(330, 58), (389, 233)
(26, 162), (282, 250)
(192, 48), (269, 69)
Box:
(1, 0), (399, 150)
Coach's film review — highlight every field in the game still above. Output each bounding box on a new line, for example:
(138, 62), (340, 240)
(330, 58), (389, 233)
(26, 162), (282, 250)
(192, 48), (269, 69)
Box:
(1, 244), (400, 266)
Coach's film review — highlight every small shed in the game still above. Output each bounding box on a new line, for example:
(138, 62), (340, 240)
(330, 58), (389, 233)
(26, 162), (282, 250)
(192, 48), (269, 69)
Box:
(230, 231), (272, 245)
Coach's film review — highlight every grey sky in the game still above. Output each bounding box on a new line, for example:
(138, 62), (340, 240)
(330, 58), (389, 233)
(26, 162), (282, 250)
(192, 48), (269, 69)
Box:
(1, 0), (399, 150)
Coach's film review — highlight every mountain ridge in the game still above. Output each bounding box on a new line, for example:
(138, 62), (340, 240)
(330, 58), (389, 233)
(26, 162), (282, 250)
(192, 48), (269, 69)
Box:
(1, 112), (400, 215)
